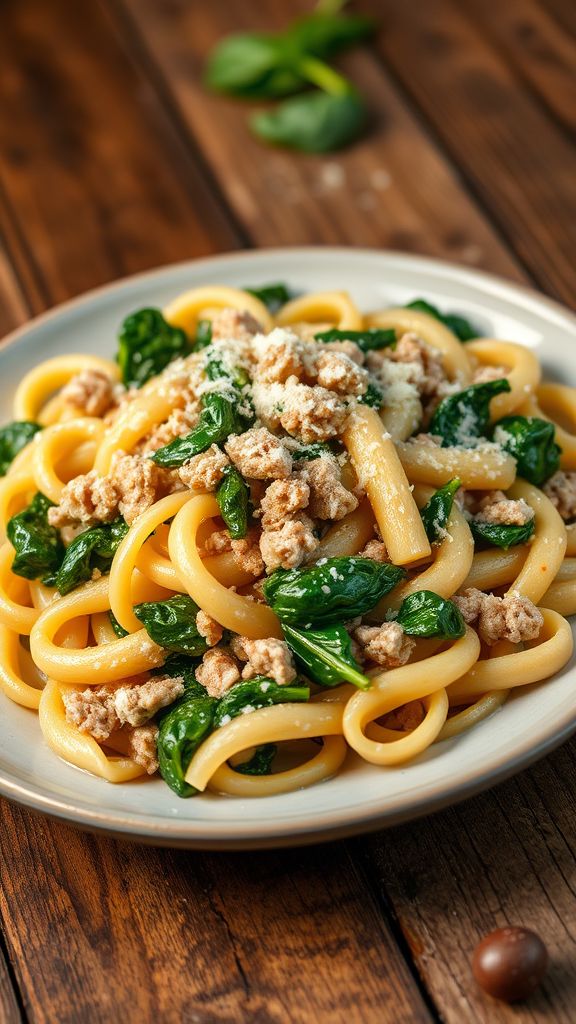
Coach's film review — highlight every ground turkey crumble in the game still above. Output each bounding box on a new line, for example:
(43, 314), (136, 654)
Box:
(259, 516), (319, 572)
(260, 478), (310, 531)
(295, 456), (358, 521)
(196, 610), (223, 647)
(359, 539), (389, 562)
(225, 427), (292, 480)
(179, 444), (230, 491)
(61, 369), (117, 417)
(195, 648), (241, 698)
(48, 451), (176, 527)
(202, 527), (265, 577)
(467, 490), (534, 526)
(62, 674), (184, 740)
(544, 471), (576, 523)
(354, 623), (415, 669)
(126, 723), (159, 774)
(211, 308), (263, 344)
(453, 588), (543, 645)
(231, 636), (296, 684)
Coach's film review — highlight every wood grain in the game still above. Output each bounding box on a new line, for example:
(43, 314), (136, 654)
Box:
(114, 0), (522, 280)
(461, 0), (576, 134)
(0, 937), (23, 1024)
(0, 803), (434, 1024)
(361, 0), (576, 308)
(0, 0), (240, 311)
(360, 744), (576, 1022)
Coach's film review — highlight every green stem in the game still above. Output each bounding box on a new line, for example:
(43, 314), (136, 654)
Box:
(315, 0), (348, 13)
(297, 54), (351, 95)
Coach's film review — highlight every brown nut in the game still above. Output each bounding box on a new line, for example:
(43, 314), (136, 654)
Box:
(472, 926), (548, 1002)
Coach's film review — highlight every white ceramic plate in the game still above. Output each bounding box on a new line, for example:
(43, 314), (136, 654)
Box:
(1, 248), (575, 849)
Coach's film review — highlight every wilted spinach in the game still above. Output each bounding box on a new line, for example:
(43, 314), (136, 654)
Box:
(291, 442), (335, 461)
(54, 518), (128, 595)
(117, 308), (190, 388)
(191, 319), (213, 352)
(213, 676), (309, 727)
(152, 392), (251, 467)
(245, 283), (291, 311)
(314, 327), (396, 352)
(7, 493), (64, 581)
(134, 595), (208, 656)
(492, 415), (561, 486)
(157, 691), (216, 797)
(357, 381), (384, 409)
(216, 466), (250, 540)
(0, 421), (42, 476)
(397, 590), (465, 639)
(470, 518), (535, 550)
(264, 556), (406, 627)
(429, 379), (511, 447)
(283, 623), (370, 690)
(405, 299), (478, 342)
(420, 478), (461, 543)
(235, 744), (277, 775)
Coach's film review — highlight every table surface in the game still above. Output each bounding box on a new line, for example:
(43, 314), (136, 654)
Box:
(1, 0), (576, 1020)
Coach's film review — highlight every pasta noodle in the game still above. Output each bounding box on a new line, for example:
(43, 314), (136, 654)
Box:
(0, 283), (573, 800)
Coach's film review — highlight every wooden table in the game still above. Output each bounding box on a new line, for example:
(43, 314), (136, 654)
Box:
(1, 1), (576, 1020)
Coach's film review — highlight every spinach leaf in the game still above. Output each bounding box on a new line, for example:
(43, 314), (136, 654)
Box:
(191, 319), (212, 352)
(205, 353), (251, 389)
(283, 623), (370, 690)
(429, 379), (511, 448)
(470, 518), (535, 550)
(117, 308), (190, 388)
(357, 381), (384, 409)
(55, 518), (128, 595)
(264, 556), (406, 627)
(314, 327), (396, 352)
(134, 595), (208, 656)
(109, 611), (128, 638)
(287, 11), (374, 60)
(205, 33), (302, 98)
(216, 466), (250, 540)
(151, 392), (252, 467)
(492, 415), (561, 486)
(420, 478), (461, 543)
(405, 299), (478, 342)
(213, 676), (309, 728)
(235, 744), (277, 775)
(397, 590), (465, 639)
(251, 91), (366, 153)
(157, 692), (217, 797)
(152, 653), (206, 696)
(7, 493), (64, 581)
(292, 442), (335, 461)
(0, 421), (42, 476)
(245, 283), (291, 311)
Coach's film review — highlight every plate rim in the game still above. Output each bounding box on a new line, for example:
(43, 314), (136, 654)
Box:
(2, 245), (576, 848)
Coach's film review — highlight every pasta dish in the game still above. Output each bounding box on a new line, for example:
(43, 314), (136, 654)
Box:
(0, 283), (574, 800)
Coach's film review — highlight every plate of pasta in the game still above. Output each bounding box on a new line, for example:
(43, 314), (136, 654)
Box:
(0, 247), (575, 848)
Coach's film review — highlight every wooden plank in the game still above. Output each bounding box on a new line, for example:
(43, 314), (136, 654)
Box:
(359, 742), (576, 1022)
(0, 939), (23, 1024)
(0, 801), (434, 1024)
(540, 0), (576, 40)
(0, 0), (240, 312)
(460, 0), (576, 134)
(359, 0), (576, 309)
(114, 0), (523, 281)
